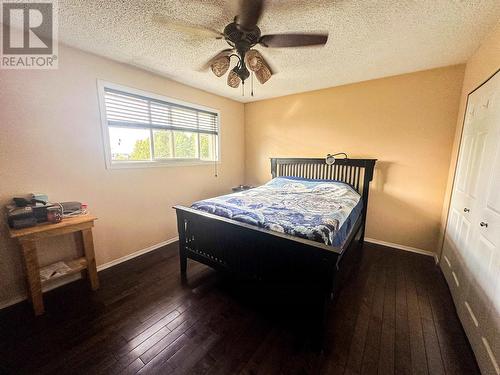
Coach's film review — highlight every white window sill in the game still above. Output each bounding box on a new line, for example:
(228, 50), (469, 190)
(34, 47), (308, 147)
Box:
(107, 159), (220, 170)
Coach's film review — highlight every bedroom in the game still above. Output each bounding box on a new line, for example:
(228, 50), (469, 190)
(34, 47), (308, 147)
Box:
(0, 0), (499, 374)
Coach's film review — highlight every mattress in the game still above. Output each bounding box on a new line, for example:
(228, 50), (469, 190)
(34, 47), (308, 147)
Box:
(191, 177), (363, 247)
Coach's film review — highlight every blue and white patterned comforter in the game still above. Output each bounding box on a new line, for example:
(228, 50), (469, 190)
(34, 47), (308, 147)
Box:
(191, 177), (363, 247)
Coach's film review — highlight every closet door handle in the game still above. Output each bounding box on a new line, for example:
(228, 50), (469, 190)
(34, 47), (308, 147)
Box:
(480, 222), (488, 228)
(464, 208), (470, 213)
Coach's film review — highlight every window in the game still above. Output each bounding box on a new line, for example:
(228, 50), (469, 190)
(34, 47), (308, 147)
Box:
(98, 82), (219, 168)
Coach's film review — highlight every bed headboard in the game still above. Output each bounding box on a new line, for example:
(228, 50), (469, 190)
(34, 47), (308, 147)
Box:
(270, 157), (377, 220)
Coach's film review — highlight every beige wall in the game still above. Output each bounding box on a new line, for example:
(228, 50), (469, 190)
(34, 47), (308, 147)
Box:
(0, 45), (245, 307)
(244, 65), (465, 254)
(439, 23), (500, 257)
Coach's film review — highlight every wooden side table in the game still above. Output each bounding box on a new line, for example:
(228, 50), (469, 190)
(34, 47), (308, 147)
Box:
(8, 215), (99, 315)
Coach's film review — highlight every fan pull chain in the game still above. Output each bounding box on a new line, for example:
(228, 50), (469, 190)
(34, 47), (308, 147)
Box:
(242, 81), (244, 96)
(251, 72), (254, 97)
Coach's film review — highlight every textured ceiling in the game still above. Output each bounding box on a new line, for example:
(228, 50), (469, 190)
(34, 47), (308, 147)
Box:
(57, 0), (500, 102)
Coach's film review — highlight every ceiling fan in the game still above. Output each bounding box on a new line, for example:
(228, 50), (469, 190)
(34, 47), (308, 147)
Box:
(154, 0), (328, 94)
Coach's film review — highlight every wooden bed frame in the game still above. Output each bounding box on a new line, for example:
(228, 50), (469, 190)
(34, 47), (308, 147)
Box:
(174, 157), (376, 342)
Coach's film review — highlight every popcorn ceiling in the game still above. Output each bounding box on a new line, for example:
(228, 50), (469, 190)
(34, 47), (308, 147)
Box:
(58, 0), (500, 102)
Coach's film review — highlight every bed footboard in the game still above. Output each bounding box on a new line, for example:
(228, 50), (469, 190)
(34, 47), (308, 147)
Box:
(176, 206), (340, 290)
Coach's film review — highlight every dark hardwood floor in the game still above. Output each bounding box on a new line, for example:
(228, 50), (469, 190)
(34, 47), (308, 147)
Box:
(0, 242), (479, 375)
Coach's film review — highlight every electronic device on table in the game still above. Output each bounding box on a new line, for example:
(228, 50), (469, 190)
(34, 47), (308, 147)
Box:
(232, 185), (254, 192)
(6, 193), (88, 229)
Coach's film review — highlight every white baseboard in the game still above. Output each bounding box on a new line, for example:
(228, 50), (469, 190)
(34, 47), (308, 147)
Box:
(0, 296), (25, 311)
(97, 237), (178, 271)
(365, 237), (439, 264)
(1, 236), (437, 311)
(0, 237), (179, 311)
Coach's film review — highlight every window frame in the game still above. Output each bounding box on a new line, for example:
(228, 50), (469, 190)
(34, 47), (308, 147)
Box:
(97, 80), (221, 169)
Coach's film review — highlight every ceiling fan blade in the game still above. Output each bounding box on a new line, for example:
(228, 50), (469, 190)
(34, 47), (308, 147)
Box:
(236, 0), (264, 32)
(198, 49), (234, 72)
(153, 15), (223, 39)
(259, 33), (328, 48)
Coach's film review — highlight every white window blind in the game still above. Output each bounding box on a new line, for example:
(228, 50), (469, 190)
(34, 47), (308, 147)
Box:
(99, 84), (219, 167)
(104, 88), (219, 135)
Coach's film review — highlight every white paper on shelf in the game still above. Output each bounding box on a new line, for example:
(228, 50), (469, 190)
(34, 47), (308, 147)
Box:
(40, 261), (72, 281)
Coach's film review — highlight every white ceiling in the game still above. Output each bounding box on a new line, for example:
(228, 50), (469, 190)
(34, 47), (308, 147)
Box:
(58, 0), (500, 102)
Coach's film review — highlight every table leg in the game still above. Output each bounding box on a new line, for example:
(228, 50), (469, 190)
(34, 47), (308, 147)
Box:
(81, 228), (99, 290)
(72, 231), (87, 280)
(19, 239), (44, 315)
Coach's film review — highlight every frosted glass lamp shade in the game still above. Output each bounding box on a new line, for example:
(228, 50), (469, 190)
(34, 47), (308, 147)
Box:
(210, 56), (230, 77)
(227, 69), (241, 88)
(245, 50), (263, 72)
(255, 63), (272, 84)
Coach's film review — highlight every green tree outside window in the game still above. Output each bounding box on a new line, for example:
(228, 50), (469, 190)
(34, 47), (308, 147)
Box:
(128, 130), (214, 161)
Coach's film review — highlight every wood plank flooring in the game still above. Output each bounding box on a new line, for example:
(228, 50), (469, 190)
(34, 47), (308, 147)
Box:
(0, 242), (479, 374)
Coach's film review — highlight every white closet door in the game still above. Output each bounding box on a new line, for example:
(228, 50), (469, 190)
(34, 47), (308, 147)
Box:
(442, 83), (485, 304)
(463, 74), (500, 375)
(444, 71), (500, 375)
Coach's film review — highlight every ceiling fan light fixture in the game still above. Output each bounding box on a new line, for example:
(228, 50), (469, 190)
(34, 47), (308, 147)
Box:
(255, 63), (272, 84)
(244, 49), (263, 72)
(227, 68), (241, 88)
(183, 0), (328, 95)
(210, 56), (230, 77)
